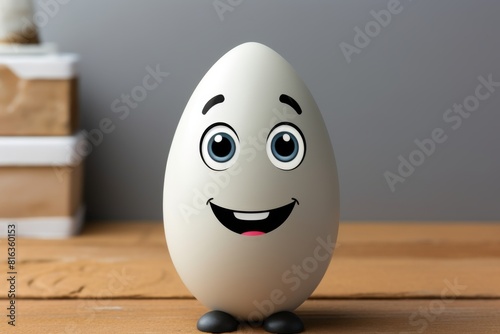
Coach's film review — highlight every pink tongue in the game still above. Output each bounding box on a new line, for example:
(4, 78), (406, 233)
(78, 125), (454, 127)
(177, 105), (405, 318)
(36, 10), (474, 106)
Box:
(242, 231), (265, 236)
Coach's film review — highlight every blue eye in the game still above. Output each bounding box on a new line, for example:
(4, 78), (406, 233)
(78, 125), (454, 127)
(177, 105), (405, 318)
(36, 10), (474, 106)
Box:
(201, 123), (240, 170)
(271, 131), (299, 162)
(266, 123), (305, 170)
(208, 133), (235, 162)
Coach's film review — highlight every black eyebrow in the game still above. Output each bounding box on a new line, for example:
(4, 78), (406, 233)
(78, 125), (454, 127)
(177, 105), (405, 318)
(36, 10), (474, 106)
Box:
(279, 94), (302, 115)
(202, 94), (225, 115)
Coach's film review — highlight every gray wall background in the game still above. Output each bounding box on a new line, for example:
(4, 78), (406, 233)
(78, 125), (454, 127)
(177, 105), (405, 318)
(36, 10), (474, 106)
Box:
(38, 0), (499, 221)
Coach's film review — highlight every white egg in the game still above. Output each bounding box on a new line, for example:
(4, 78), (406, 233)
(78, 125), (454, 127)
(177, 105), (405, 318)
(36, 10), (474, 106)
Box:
(163, 42), (339, 330)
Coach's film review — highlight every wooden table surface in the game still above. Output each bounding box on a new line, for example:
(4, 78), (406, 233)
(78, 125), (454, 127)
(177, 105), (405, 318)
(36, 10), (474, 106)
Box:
(1, 222), (499, 333)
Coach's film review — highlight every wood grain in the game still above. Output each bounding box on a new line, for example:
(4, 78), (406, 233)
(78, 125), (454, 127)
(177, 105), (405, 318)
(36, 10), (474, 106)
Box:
(0, 164), (83, 217)
(0, 66), (78, 136)
(0, 221), (498, 333)
(2, 222), (499, 299)
(1, 299), (499, 333)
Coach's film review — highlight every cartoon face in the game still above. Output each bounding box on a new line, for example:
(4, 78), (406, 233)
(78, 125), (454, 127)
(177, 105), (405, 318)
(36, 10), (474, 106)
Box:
(164, 42), (339, 320)
(199, 94), (306, 236)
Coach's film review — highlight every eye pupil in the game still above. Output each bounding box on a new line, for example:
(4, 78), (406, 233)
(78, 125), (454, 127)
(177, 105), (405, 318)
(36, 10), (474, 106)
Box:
(209, 133), (235, 162)
(272, 131), (298, 162)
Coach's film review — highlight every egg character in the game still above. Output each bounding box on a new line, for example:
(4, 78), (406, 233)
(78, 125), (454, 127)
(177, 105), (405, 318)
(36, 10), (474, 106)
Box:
(163, 42), (339, 333)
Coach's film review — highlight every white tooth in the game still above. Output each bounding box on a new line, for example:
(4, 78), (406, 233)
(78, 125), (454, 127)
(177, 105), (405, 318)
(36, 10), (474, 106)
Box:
(234, 211), (269, 221)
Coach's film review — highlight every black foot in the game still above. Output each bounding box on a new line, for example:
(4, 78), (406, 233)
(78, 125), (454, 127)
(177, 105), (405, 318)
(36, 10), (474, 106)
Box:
(263, 311), (304, 334)
(197, 310), (239, 333)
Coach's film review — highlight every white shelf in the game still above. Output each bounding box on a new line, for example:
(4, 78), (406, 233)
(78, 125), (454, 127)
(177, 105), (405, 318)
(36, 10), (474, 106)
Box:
(0, 132), (86, 166)
(0, 206), (85, 239)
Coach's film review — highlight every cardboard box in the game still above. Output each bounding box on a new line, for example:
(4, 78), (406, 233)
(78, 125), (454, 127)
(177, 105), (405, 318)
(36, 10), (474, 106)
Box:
(0, 53), (79, 136)
(0, 133), (85, 238)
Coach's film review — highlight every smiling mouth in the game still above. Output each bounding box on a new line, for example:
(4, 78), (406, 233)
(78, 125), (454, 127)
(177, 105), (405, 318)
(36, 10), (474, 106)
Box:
(207, 198), (299, 236)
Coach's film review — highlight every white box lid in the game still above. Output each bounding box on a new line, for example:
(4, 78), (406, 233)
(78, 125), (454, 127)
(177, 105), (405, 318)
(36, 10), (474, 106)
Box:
(0, 52), (79, 79)
(0, 206), (85, 239)
(0, 42), (58, 55)
(0, 132), (86, 166)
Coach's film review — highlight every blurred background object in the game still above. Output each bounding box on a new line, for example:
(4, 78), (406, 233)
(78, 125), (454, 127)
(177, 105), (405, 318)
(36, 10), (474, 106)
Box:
(30, 0), (500, 222)
(0, 0), (39, 44)
(0, 0), (84, 238)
